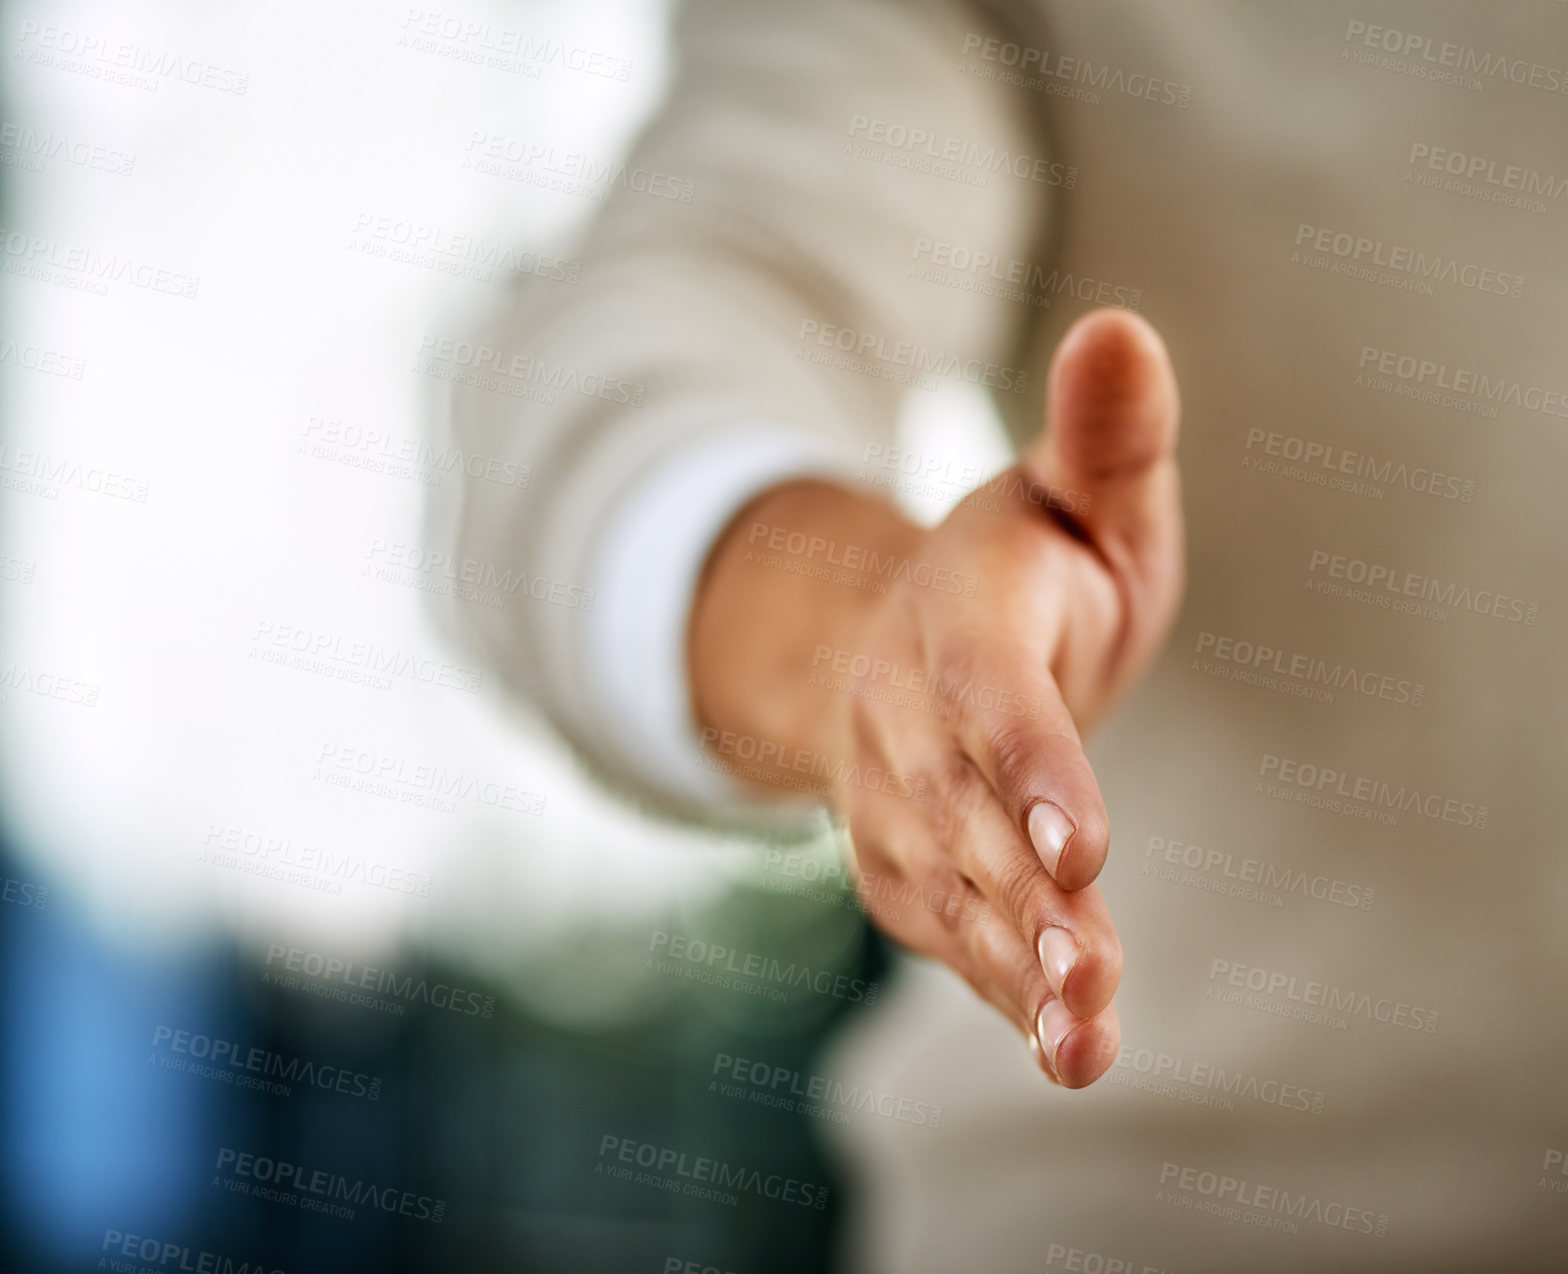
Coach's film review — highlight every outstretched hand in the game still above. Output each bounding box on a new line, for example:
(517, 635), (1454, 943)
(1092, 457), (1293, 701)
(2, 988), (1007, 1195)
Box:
(690, 309), (1184, 1086)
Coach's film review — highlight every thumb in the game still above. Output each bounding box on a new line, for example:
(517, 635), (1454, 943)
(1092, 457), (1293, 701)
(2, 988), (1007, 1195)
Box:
(1022, 308), (1182, 582)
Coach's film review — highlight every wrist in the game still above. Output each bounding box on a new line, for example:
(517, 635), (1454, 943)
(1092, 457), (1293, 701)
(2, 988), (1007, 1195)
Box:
(688, 479), (922, 791)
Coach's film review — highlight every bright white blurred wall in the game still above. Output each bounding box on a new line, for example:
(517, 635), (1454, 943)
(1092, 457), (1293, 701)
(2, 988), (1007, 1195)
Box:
(0, 0), (1006, 1007)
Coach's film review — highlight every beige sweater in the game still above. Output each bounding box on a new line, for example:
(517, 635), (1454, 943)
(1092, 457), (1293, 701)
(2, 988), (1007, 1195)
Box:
(444, 1), (1568, 1268)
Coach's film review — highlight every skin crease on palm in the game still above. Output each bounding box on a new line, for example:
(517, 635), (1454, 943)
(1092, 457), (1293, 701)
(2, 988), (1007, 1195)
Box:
(688, 308), (1185, 1089)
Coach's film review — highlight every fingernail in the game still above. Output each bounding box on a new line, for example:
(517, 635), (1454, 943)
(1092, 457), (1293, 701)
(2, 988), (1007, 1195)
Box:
(1036, 998), (1078, 1076)
(1037, 926), (1080, 999)
(1027, 801), (1075, 878)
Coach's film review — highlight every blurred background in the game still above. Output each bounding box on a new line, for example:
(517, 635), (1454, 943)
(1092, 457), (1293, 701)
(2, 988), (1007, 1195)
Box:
(0, 0), (1033, 1268)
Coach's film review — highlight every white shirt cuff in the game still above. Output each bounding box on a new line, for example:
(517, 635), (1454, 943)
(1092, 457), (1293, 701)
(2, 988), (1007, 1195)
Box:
(585, 427), (857, 809)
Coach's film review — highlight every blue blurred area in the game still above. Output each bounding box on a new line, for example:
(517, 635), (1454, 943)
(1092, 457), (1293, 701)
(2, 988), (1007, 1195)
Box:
(0, 849), (238, 1273)
(5, 901), (205, 1242)
(0, 834), (884, 1274)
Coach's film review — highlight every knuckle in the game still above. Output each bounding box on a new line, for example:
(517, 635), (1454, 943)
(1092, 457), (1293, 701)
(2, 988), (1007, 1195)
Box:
(982, 718), (1047, 808)
(932, 641), (985, 692)
(857, 875), (914, 932)
(847, 840), (908, 925)
(846, 687), (881, 748)
(996, 949), (1049, 1022)
(966, 927), (1041, 1033)
(926, 753), (989, 846)
(843, 696), (888, 785)
(992, 851), (1047, 934)
(1122, 558), (1182, 645)
(857, 881), (921, 944)
(915, 864), (973, 938)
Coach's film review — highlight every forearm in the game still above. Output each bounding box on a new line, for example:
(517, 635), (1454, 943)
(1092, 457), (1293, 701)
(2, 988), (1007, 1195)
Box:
(441, 0), (1050, 816)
